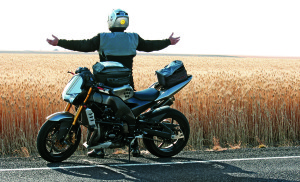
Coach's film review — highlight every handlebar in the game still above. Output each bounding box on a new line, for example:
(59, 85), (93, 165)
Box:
(68, 71), (75, 75)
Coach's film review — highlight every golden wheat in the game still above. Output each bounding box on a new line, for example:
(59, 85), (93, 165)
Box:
(0, 53), (300, 156)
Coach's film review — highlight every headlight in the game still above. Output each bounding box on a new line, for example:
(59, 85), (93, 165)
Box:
(62, 75), (84, 103)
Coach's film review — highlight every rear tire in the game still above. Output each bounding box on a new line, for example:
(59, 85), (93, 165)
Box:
(143, 109), (190, 158)
(37, 120), (81, 162)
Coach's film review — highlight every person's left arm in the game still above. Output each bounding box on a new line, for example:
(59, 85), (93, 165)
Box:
(136, 33), (180, 52)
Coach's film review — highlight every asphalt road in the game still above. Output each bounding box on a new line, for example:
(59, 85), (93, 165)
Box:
(0, 147), (300, 182)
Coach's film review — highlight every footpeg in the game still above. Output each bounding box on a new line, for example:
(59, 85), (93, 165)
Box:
(83, 141), (122, 149)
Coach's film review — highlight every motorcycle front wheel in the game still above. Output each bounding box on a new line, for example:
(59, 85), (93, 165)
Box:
(143, 108), (190, 158)
(37, 120), (81, 162)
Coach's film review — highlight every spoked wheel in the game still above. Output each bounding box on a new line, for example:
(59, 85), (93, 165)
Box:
(37, 120), (81, 162)
(143, 108), (190, 158)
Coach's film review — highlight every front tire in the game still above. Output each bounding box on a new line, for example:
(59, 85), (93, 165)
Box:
(143, 109), (190, 158)
(37, 120), (81, 162)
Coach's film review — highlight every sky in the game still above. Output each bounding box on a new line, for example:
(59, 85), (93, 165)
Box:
(1, 0), (299, 57)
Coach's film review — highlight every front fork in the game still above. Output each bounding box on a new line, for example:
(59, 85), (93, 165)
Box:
(59, 87), (93, 143)
(64, 103), (72, 112)
(64, 87), (93, 126)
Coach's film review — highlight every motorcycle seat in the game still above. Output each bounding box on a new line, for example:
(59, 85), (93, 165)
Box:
(134, 88), (159, 101)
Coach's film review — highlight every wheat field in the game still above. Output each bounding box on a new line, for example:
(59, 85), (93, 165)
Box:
(0, 53), (300, 156)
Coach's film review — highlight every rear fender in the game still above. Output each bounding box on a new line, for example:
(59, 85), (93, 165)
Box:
(140, 106), (178, 139)
(155, 75), (192, 102)
(46, 112), (75, 140)
(141, 106), (170, 123)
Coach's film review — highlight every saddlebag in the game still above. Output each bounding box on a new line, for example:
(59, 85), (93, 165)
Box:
(92, 61), (131, 87)
(156, 60), (188, 88)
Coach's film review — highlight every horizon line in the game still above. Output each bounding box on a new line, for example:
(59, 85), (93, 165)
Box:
(0, 50), (299, 59)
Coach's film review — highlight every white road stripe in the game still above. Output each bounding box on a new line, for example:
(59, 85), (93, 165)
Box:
(110, 155), (300, 167)
(0, 165), (102, 172)
(1, 155), (300, 172)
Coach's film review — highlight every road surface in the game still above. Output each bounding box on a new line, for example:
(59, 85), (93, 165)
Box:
(0, 147), (300, 181)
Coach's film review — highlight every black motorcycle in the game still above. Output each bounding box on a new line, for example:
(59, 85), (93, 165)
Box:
(37, 61), (192, 162)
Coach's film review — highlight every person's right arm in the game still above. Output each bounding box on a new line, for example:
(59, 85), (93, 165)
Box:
(47, 34), (100, 52)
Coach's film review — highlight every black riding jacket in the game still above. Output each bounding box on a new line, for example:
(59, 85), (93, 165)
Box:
(57, 32), (171, 70)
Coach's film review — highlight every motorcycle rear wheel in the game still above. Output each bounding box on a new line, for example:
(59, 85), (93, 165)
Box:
(37, 120), (81, 162)
(143, 108), (190, 158)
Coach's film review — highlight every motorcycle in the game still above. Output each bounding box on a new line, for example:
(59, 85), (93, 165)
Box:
(37, 61), (192, 162)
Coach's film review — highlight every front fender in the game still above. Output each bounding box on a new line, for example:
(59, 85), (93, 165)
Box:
(46, 111), (74, 122)
(46, 112), (76, 140)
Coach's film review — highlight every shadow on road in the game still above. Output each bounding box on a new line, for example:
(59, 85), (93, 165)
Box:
(45, 155), (294, 182)
(46, 161), (134, 181)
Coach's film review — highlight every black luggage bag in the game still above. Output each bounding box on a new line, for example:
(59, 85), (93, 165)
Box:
(92, 61), (131, 87)
(156, 60), (188, 88)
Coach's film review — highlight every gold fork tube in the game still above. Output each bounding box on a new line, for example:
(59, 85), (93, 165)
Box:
(64, 103), (72, 112)
(72, 87), (93, 126)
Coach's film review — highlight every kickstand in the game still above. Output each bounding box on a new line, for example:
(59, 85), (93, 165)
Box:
(128, 138), (136, 163)
(128, 143), (131, 163)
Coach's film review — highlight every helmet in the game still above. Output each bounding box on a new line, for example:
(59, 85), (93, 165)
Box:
(107, 9), (129, 31)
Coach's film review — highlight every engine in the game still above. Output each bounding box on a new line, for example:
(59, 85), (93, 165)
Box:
(84, 104), (128, 147)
